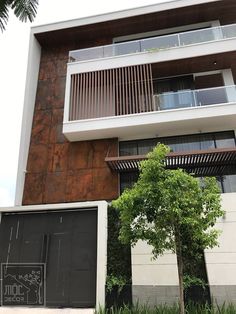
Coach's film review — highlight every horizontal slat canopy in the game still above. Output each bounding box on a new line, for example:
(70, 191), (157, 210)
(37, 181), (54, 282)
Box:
(105, 147), (236, 176)
(105, 155), (146, 172)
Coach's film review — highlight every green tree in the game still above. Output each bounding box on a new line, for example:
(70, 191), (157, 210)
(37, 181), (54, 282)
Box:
(0, 0), (38, 31)
(112, 144), (224, 314)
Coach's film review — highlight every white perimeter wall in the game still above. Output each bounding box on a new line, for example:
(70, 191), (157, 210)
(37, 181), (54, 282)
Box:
(205, 193), (236, 296)
(132, 193), (236, 289)
(132, 242), (179, 286)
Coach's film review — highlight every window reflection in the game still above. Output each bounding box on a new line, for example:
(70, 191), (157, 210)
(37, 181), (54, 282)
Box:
(218, 175), (236, 193)
(120, 172), (139, 193)
(119, 142), (138, 156)
(160, 132), (235, 152)
(215, 133), (236, 148)
(119, 131), (236, 194)
(120, 173), (236, 195)
(119, 131), (235, 156)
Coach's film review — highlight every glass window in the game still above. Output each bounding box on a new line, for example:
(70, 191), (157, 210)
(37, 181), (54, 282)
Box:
(215, 132), (236, 148)
(120, 173), (236, 194)
(153, 75), (194, 94)
(221, 175), (236, 193)
(119, 131), (235, 155)
(138, 139), (157, 155)
(119, 142), (138, 156)
(161, 132), (235, 152)
(199, 134), (215, 150)
(119, 131), (236, 195)
(120, 139), (157, 156)
(162, 135), (201, 152)
(120, 172), (139, 194)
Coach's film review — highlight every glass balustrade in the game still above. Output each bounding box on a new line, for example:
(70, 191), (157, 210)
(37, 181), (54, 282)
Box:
(153, 85), (236, 111)
(69, 24), (236, 62)
(140, 33), (179, 51)
(179, 28), (216, 45)
(68, 82), (236, 122)
(222, 24), (236, 39)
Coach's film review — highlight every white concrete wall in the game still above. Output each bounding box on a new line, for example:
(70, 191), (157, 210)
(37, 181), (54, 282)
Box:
(132, 193), (236, 304)
(132, 240), (178, 286)
(205, 193), (236, 286)
(15, 33), (41, 206)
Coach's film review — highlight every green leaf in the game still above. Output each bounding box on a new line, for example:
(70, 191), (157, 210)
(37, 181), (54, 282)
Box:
(11, 0), (38, 22)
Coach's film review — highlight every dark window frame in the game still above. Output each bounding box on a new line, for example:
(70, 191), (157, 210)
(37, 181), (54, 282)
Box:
(119, 131), (236, 156)
(119, 131), (236, 194)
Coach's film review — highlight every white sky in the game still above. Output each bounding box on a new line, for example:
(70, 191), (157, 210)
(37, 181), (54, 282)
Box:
(0, 0), (168, 206)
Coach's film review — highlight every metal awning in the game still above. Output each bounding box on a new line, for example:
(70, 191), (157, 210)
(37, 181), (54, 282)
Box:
(105, 147), (236, 176)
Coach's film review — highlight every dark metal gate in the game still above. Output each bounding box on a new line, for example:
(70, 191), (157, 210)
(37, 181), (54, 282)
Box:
(0, 209), (97, 308)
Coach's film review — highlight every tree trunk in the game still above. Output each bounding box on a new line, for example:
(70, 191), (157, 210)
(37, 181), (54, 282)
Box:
(175, 229), (185, 314)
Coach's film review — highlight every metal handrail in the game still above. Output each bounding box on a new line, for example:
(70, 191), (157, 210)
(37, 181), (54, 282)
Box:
(69, 23), (236, 63)
(153, 85), (236, 109)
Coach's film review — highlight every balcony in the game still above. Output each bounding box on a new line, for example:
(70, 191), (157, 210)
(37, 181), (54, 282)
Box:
(154, 85), (236, 111)
(68, 84), (236, 120)
(69, 23), (236, 64)
(63, 78), (236, 141)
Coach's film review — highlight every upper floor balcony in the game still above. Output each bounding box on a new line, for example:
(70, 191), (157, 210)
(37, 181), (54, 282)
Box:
(68, 24), (236, 73)
(69, 24), (236, 63)
(63, 64), (236, 141)
(63, 18), (236, 143)
(68, 83), (236, 120)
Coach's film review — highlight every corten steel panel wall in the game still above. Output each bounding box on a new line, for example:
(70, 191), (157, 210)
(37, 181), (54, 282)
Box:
(22, 43), (118, 205)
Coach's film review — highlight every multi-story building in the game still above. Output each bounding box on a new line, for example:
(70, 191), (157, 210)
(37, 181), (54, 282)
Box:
(1, 0), (236, 311)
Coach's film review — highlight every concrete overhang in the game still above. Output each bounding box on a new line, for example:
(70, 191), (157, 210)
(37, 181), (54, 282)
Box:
(63, 102), (236, 142)
(29, 0), (235, 47)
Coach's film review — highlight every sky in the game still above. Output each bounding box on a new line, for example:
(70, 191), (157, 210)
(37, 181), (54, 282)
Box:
(0, 0), (168, 207)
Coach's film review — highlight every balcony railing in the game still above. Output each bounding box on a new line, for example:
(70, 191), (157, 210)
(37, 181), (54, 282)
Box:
(153, 85), (236, 110)
(69, 24), (236, 63)
(68, 82), (236, 121)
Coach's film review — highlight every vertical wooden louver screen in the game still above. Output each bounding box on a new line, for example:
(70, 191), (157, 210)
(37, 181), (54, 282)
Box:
(69, 64), (154, 121)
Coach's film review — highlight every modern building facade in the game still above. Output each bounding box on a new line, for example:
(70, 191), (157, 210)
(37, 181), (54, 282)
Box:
(1, 0), (236, 311)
